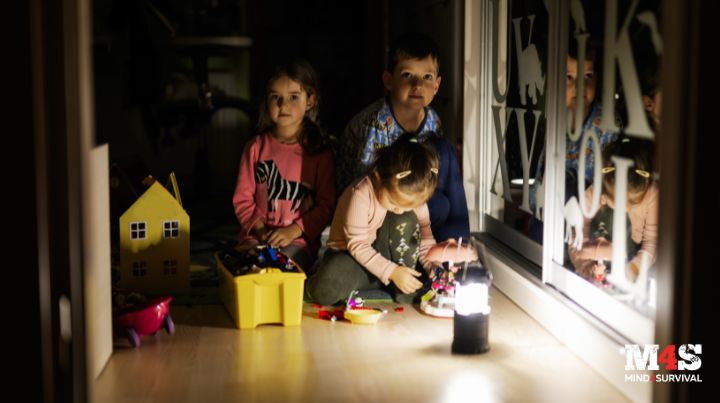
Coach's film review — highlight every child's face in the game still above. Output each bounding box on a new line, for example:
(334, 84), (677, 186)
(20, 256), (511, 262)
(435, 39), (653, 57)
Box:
(383, 56), (441, 112)
(377, 187), (420, 215)
(267, 75), (315, 139)
(643, 90), (662, 131)
(566, 56), (596, 120)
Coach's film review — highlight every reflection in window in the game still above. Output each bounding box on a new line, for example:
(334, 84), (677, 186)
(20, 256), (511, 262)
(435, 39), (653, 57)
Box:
(559, 0), (662, 314)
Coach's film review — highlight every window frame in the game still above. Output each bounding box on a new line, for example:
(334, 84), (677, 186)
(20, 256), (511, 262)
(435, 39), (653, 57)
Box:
(163, 259), (178, 276)
(163, 220), (180, 239)
(130, 221), (146, 240)
(541, 0), (658, 345)
(132, 261), (147, 277)
(478, 0), (547, 270)
(465, 2), (667, 399)
(465, 4), (668, 399)
(472, 0), (657, 345)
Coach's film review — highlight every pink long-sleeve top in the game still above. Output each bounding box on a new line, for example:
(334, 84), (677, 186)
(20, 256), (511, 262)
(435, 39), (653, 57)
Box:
(233, 133), (336, 255)
(569, 182), (659, 272)
(326, 176), (436, 285)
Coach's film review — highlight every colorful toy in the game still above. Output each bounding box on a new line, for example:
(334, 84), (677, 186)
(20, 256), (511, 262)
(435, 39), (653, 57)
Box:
(118, 173), (190, 296)
(315, 291), (387, 324)
(318, 308), (345, 321)
(343, 290), (385, 324)
(216, 247), (305, 329)
(345, 290), (365, 309)
(113, 295), (175, 348)
(421, 238), (478, 318)
(344, 309), (383, 325)
(218, 245), (301, 276)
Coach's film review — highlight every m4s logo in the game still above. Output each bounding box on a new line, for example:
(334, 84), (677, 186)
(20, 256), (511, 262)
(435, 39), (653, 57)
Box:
(625, 344), (702, 371)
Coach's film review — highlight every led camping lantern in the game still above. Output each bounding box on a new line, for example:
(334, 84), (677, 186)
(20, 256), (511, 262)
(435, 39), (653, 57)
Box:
(452, 262), (492, 354)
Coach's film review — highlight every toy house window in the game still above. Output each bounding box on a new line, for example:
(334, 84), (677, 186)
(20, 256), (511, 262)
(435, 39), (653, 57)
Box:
(132, 261), (147, 277)
(163, 259), (178, 275)
(130, 222), (146, 240)
(163, 221), (179, 239)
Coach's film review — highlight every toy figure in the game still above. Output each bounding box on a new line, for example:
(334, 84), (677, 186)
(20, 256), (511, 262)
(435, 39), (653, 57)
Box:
(421, 238), (478, 317)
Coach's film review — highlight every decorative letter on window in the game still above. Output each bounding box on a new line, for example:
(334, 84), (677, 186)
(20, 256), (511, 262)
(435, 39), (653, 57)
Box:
(559, 0), (662, 317)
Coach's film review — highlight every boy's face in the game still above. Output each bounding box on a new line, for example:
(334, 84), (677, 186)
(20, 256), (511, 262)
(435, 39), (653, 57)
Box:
(383, 56), (441, 112)
(566, 56), (596, 120)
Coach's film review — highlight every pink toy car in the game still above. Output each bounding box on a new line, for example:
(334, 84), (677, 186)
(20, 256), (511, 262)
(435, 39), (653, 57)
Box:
(113, 296), (175, 347)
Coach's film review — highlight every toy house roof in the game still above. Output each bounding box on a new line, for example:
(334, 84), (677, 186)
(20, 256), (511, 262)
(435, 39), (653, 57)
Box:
(120, 179), (189, 221)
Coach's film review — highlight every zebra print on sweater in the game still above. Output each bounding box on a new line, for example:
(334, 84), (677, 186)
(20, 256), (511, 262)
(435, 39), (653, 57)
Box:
(255, 160), (309, 213)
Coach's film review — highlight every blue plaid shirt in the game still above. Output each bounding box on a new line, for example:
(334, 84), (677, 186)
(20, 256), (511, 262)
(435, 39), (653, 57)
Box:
(335, 97), (443, 194)
(532, 102), (618, 209)
(535, 102), (619, 183)
(565, 102), (619, 184)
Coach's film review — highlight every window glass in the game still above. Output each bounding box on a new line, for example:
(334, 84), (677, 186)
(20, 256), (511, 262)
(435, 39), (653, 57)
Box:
(130, 221), (147, 240)
(555, 0), (662, 318)
(486, 0), (549, 268)
(132, 261), (147, 277)
(163, 259), (178, 275)
(164, 220), (180, 239)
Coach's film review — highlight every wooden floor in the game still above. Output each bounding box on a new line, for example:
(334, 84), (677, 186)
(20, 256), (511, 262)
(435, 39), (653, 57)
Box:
(92, 288), (628, 403)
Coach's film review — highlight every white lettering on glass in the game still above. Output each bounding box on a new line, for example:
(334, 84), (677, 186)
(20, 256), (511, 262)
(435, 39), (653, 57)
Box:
(512, 16), (545, 105)
(601, 0), (654, 139)
(491, 105), (512, 201)
(577, 129), (603, 217)
(563, 196), (584, 251)
(513, 108), (543, 213)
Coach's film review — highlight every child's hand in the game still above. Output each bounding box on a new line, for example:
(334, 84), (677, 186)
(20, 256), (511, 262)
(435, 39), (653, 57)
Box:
(576, 238), (612, 261)
(252, 222), (269, 242)
(429, 262), (443, 280)
(389, 266), (423, 294)
(267, 224), (302, 248)
(627, 261), (640, 281)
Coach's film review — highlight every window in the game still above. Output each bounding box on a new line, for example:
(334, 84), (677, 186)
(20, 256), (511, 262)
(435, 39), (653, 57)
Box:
(542, 0), (661, 343)
(483, 0), (549, 270)
(130, 221), (146, 240)
(163, 259), (178, 276)
(163, 220), (179, 239)
(132, 261), (147, 277)
(473, 0), (661, 344)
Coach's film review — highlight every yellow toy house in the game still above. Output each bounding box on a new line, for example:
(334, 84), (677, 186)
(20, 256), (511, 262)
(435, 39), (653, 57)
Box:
(119, 173), (190, 296)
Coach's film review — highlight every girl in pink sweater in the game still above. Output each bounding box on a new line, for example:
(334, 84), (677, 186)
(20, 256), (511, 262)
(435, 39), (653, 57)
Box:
(569, 138), (658, 282)
(233, 60), (336, 272)
(307, 136), (439, 305)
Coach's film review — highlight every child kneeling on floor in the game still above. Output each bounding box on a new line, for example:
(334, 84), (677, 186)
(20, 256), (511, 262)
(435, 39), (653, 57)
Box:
(307, 135), (439, 305)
